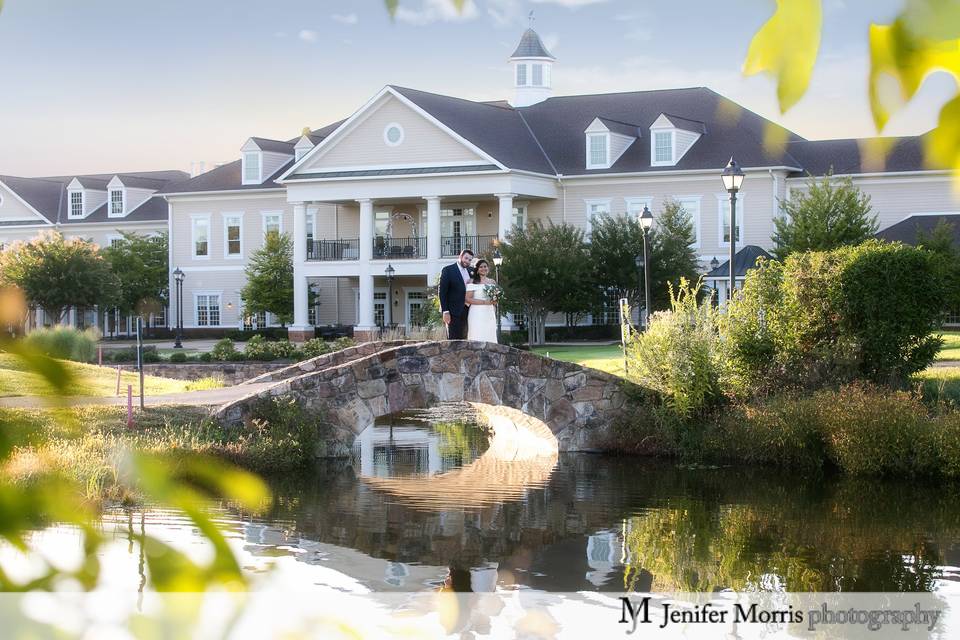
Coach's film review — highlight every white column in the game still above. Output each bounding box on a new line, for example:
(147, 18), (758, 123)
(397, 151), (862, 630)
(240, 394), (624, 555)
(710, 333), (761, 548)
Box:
(358, 199), (374, 262)
(495, 193), (516, 241)
(357, 273), (375, 330)
(291, 202), (312, 331)
(425, 196), (441, 283)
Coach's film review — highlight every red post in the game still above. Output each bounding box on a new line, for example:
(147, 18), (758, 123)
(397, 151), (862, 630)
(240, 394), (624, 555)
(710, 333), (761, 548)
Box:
(126, 385), (133, 428)
(116, 366), (121, 396)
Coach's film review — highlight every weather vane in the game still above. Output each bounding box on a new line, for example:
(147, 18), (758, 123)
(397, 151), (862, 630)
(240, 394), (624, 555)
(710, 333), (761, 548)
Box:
(528, 10), (535, 27)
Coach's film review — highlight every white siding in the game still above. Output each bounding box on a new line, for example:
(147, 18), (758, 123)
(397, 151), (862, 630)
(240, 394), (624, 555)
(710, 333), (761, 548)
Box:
(675, 130), (700, 161)
(0, 182), (47, 222)
(609, 133), (636, 166)
(84, 189), (107, 215)
(124, 187), (156, 213)
(262, 150), (293, 181)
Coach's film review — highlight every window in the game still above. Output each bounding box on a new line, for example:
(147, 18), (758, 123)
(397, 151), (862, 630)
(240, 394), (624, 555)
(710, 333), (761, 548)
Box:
(516, 63), (527, 86)
(587, 134), (608, 168)
(383, 123), (404, 147)
(374, 291), (387, 327)
(243, 310), (266, 330)
(196, 294), (221, 327)
(306, 211), (315, 246)
(654, 131), (673, 164)
(243, 152), (261, 184)
(374, 211), (390, 237)
(584, 198), (611, 237)
(512, 204), (527, 230)
(110, 189), (124, 216)
(192, 216), (210, 258)
(108, 235), (124, 248)
(223, 213), (242, 257)
(626, 197), (654, 218)
(532, 63), (543, 86)
(262, 212), (282, 238)
(717, 195), (744, 245)
(69, 191), (83, 218)
(675, 197), (702, 248)
(150, 307), (166, 328)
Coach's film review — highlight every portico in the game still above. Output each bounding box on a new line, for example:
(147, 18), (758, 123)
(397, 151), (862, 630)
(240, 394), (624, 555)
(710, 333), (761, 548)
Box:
(284, 175), (556, 341)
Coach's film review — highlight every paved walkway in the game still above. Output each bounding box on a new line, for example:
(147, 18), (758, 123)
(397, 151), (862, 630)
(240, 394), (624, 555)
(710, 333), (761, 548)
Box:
(0, 382), (276, 410)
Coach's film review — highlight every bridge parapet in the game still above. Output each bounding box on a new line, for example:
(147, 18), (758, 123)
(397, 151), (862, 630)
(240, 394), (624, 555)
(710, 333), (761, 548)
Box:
(213, 340), (634, 453)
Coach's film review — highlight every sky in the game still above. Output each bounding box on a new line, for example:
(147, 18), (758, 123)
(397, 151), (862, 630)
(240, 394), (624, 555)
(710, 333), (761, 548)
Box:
(0, 0), (955, 177)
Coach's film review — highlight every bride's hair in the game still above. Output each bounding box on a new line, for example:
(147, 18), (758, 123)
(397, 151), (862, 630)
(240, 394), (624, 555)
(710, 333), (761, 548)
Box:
(470, 259), (489, 284)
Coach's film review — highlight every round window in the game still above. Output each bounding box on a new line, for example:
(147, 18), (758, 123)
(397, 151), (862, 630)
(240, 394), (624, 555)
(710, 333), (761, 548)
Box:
(384, 123), (404, 147)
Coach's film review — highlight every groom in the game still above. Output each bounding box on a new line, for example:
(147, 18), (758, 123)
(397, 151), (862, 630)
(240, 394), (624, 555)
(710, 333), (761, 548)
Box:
(438, 248), (474, 340)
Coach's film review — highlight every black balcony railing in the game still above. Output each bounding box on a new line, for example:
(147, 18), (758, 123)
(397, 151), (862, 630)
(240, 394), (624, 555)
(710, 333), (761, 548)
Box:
(373, 236), (426, 259)
(307, 239), (360, 261)
(441, 234), (497, 258)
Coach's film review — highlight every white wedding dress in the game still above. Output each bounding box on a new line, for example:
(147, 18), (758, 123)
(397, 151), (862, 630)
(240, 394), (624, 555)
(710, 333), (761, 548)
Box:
(466, 282), (499, 343)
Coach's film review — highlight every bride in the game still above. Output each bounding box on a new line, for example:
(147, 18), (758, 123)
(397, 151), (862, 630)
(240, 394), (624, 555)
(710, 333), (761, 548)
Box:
(465, 259), (499, 343)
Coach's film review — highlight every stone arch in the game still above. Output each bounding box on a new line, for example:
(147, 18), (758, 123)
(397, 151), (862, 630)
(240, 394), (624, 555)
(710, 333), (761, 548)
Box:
(214, 341), (633, 453)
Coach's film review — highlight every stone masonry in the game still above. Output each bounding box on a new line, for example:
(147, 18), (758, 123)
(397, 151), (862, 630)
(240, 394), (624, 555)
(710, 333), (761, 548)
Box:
(212, 340), (634, 453)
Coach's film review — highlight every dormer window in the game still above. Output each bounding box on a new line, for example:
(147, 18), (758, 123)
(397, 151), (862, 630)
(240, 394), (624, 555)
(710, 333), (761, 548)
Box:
(654, 131), (674, 164)
(242, 151), (261, 184)
(516, 64), (527, 86)
(69, 191), (83, 218)
(587, 133), (609, 169)
(109, 189), (124, 216)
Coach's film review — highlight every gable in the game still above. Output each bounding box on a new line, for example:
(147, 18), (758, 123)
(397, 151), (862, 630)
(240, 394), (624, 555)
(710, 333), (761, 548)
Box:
(0, 179), (54, 224)
(294, 94), (488, 174)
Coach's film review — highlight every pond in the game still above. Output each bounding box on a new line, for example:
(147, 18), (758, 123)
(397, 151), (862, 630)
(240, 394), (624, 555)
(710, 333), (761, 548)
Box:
(82, 403), (960, 595)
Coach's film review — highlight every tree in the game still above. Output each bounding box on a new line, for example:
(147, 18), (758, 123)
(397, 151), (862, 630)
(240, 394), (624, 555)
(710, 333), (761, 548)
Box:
(650, 200), (702, 312)
(0, 231), (119, 324)
(102, 231), (169, 320)
(589, 201), (700, 317)
(500, 221), (590, 345)
(772, 175), (878, 260)
(916, 217), (960, 310)
(241, 231), (294, 326)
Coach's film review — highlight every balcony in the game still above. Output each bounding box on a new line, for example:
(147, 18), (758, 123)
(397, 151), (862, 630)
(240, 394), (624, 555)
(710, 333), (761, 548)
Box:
(373, 236), (426, 260)
(441, 235), (497, 258)
(307, 239), (359, 261)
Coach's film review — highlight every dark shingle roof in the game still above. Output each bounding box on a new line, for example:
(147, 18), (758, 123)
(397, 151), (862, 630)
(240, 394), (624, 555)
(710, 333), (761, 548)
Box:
(785, 136), (931, 177)
(595, 117), (640, 137)
(662, 113), (707, 134)
(250, 137), (296, 154)
(1, 170), (185, 223)
(510, 28), (554, 59)
(705, 245), (772, 278)
(876, 214), (960, 247)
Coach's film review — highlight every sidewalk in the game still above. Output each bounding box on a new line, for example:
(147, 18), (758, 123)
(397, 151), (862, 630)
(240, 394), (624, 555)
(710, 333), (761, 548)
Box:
(0, 382), (276, 410)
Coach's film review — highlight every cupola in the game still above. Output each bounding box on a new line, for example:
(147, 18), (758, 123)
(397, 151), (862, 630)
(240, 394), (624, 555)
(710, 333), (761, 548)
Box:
(508, 27), (555, 107)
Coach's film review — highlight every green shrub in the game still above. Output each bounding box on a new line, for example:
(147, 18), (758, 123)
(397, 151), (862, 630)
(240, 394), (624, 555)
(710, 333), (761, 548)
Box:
(142, 350), (162, 363)
(22, 326), (99, 362)
(332, 337), (356, 351)
(932, 412), (960, 478)
(243, 335), (272, 360)
(168, 351), (187, 363)
(266, 340), (299, 360)
(302, 338), (332, 359)
(211, 338), (237, 361)
(722, 241), (946, 395)
(103, 345), (157, 363)
(227, 350), (246, 362)
(627, 279), (722, 418)
(197, 352), (212, 363)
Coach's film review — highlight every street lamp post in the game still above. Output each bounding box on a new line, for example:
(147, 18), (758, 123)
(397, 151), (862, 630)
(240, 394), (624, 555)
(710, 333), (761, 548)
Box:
(709, 256), (720, 303)
(492, 248), (503, 343)
(721, 158), (745, 304)
(172, 267), (184, 349)
(639, 205), (654, 329)
(384, 264), (395, 329)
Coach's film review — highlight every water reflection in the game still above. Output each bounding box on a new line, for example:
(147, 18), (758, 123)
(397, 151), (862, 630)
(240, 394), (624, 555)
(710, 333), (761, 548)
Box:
(89, 407), (960, 595)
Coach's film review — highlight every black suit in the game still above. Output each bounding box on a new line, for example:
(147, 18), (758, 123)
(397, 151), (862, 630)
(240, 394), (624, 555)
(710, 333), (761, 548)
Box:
(438, 263), (470, 339)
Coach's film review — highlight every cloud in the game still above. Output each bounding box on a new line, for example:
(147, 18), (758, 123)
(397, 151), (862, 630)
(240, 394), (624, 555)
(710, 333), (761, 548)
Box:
(531, 0), (608, 6)
(624, 27), (651, 42)
(395, 0), (479, 26)
(298, 29), (318, 43)
(486, 0), (524, 27)
(542, 33), (560, 53)
(331, 13), (359, 25)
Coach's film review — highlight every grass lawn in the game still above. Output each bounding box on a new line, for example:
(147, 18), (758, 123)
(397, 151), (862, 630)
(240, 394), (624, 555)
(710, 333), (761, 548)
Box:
(937, 331), (960, 361)
(533, 344), (625, 376)
(0, 353), (223, 398)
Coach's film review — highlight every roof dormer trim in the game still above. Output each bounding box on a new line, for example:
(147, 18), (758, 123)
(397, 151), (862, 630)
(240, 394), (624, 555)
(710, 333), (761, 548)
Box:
(241, 139), (263, 185)
(585, 118), (637, 170)
(650, 113), (703, 167)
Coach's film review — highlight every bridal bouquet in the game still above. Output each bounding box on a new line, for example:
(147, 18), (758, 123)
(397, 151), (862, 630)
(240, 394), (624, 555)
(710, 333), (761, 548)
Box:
(483, 283), (504, 305)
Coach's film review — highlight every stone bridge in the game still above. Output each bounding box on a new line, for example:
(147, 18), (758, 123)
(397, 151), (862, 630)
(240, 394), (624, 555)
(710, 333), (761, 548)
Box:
(213, 340), (634, 453)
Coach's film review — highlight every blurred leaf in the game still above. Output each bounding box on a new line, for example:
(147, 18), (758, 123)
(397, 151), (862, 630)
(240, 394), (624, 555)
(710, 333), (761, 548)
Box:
(744, 0), (823, 112)
(384, 0), (398, 17)
(175, 457), (270, 512)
